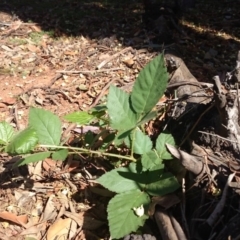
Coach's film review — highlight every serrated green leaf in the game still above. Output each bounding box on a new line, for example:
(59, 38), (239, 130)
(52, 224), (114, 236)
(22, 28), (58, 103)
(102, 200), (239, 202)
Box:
(131, 54), (168, 114)
(64, 111), (95, 125)
(6, 127), (38, 154)
(14, 152), (51, 167)
(107, 85), (137, 131)
(114, 129), (131, 146)
(141, 150), (162, 170)
(146, 172), (180, 196)
(133, 129), (152, 154)
(108, 190), (150, 239)
(52, 149), (68, 161)
(156, 132), (175, 160)
(29, 108), (61, 146)
(137, 111), (157, 126)
(0, 121), (14, 145)
(97, 162), (145, 193)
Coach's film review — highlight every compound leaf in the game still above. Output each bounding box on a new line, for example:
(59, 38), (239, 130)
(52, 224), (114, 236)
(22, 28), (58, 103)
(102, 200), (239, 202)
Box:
(146, 172), (180, 196)
(29, 108), (61, 146)
(6, 127), (38, 154)
(156, 132), (175, 160)
(131, 54), (168, 114)
(107, 85), (137, 131)
(64, 111), (95, 125)
(133, 129), (152, 154)
(0, 121), (14, 145)
(15, 152), (51, 167)
(52, 149), (68, 161)
(141, 150), (162, 170)
(97, 162), (145, 193)
(108, 189), (149, 239)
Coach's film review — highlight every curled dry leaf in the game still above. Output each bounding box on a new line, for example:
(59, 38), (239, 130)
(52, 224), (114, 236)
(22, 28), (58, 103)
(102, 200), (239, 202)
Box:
(46, 218), (72, 240)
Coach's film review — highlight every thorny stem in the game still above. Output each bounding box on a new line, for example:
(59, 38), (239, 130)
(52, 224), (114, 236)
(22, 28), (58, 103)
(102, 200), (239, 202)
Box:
(39, 144), (136, 162)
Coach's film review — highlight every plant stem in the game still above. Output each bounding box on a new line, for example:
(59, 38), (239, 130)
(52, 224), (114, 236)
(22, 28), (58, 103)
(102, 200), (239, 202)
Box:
(39, 144), (136, 162)
(130, 129), (136, 159)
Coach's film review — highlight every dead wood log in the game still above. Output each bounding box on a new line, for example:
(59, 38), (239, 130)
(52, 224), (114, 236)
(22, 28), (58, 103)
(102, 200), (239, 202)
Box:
(165, 53), (211, 104)
(166, 144), (205, 180)
(212, 51), (240, 161)
(154, 207), (178, 240)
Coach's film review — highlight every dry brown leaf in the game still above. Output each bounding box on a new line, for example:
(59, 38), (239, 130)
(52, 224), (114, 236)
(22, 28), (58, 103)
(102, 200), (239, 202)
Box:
(63, 211), (83, 227)
(20, 222), (47, 237)
(46, 218), (72, 240)
(43, 158), (57, 171)
(64, 51), (77, 56)
(41, 195), (57, 222)
(1, 45), (13, 52)
(122, 58), (134, 68)
(0, 211), (28, 227)
(30, 161), (43, 180)
(27, 44), (40, 53)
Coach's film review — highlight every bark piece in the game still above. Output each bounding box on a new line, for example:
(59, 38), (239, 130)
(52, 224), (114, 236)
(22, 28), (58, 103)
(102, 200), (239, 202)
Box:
(165, 53), (210, 104)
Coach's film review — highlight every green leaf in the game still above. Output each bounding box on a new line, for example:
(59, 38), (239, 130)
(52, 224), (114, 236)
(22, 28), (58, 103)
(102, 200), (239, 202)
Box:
(107, 190), (150, 239)
(141, 150), (162, 170)
(84, 131), (95, 146)
(114, 129), (132, 146)
(0, 122), (14, 145)
(156, 132), (175, 160)
(29, 108), (61, 146)
(52, 149), (68, 161)
(107, 85), (137, 131)
(90, 105), (107, 113)
(6, 127), (38, 154)
(90, 105), (107, 118)
(146, 172), (180, 196)
(131, 54), (168, 114)
(14, 152), (51, 167)
(97, 162), (145, 193)
(133, 129), (152, 154)
(137, 111), (157, 126)
(64, 111), (95, 125)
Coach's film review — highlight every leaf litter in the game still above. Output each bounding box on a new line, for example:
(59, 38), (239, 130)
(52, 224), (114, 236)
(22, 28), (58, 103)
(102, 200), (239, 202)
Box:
(0, 0), (240, 239)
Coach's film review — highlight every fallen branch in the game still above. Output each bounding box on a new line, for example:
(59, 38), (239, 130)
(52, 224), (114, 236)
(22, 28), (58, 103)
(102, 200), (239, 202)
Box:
(166, 144), (205, 177)
(206, 172), (235, 227)
(56, 67), (124, 74)
(154, 207), (178, 240)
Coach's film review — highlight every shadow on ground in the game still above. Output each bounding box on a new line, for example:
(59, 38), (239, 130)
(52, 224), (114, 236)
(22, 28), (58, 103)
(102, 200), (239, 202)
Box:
(1, 0), (240, 76)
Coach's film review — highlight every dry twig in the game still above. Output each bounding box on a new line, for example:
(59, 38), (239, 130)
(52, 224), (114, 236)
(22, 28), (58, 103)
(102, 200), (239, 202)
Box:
(96, 47), (133, 69)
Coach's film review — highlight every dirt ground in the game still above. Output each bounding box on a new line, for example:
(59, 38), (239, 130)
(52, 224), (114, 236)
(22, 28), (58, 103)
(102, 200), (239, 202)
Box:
(0, 0), (240, 239)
